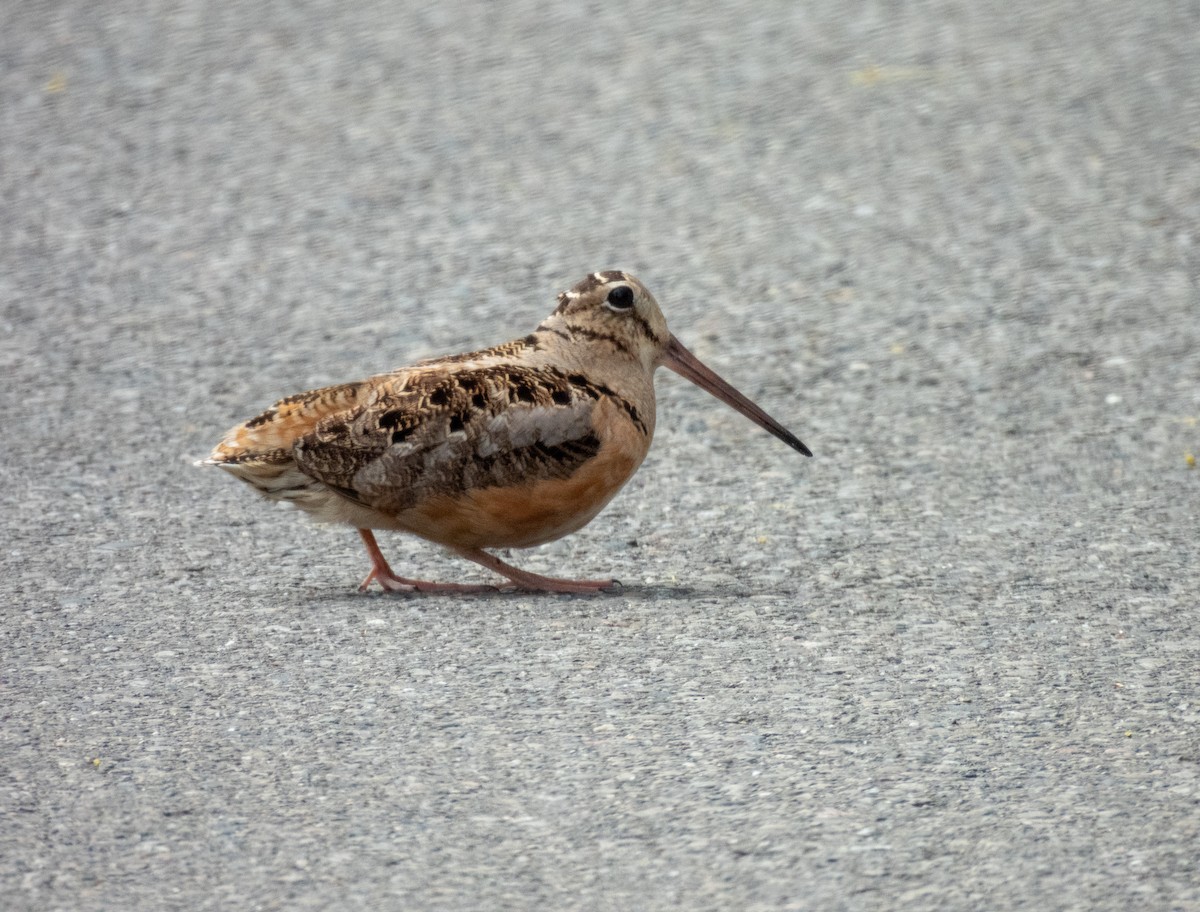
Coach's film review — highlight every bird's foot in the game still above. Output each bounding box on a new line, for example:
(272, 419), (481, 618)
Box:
(457, 548), (620, 593)
(357, 530), (616, 595)
(359, 565), (497, 594)
(357, 529), (497, 594)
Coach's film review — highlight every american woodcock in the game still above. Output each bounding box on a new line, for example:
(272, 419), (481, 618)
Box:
(203, 271), (811, 593)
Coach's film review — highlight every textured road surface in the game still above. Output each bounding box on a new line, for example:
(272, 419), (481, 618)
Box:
(3, 2), (1198, 909)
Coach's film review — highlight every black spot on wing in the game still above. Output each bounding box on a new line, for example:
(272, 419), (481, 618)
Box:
(244, 408), (278, 429)
(379, 410), (406, 429)
(376, 408), (420, 444)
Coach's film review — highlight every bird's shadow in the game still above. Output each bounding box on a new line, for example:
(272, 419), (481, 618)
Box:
(299, 580), (750, 606)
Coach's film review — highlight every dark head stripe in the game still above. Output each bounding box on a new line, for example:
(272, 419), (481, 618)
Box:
(567, 324), (636, 355)
(627, 310), (662, 346)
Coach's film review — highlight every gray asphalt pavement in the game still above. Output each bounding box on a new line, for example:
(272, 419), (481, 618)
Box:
(3, 1), (1198, 909)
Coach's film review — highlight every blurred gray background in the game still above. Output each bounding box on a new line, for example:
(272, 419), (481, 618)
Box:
(2, 1), (1197, 909)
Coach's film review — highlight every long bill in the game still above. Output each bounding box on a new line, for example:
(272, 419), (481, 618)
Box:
(661, 334), (812, 457)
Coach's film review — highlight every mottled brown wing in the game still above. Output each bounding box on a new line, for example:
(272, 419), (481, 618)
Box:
(292, 365), (604, 514)
(207, 381), (371, 467)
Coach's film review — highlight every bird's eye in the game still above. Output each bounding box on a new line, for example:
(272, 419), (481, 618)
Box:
(605, 285), (635, 311)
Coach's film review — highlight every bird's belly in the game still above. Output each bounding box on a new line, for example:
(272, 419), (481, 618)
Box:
(390, 438), (644, 550)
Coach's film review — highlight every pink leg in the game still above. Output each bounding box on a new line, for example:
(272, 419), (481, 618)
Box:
(357, 530), (496, 594)
(455, 547), (618, 593)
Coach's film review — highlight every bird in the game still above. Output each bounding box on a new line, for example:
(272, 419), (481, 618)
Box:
(201, 271), (811, 593)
